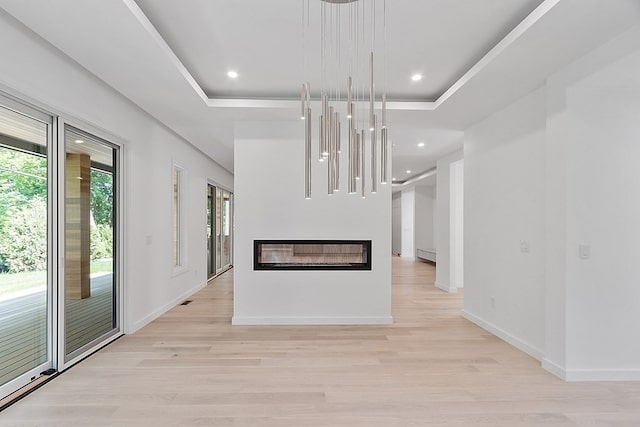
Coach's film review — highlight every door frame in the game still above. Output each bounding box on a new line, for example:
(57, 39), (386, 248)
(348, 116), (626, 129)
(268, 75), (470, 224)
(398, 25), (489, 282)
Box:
(55, 117), (125, 371)
(0, 93), (56, 399)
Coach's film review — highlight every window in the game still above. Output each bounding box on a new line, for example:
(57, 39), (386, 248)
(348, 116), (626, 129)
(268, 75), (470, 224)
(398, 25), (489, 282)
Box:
(172, 165), (184, 268)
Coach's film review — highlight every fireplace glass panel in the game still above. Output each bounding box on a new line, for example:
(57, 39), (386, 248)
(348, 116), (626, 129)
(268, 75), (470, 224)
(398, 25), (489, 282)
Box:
(254, 240), (371, 270)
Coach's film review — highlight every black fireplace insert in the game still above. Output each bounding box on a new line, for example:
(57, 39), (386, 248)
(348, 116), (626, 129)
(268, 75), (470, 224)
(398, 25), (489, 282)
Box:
(254, 240), (372, 270)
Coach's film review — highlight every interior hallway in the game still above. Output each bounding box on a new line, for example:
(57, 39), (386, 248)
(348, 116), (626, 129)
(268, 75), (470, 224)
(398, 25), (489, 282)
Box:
(1, 258), (639, 426)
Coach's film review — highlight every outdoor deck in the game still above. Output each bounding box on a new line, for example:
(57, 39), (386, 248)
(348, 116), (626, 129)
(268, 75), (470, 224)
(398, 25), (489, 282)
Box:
(0, 274), (114, 386)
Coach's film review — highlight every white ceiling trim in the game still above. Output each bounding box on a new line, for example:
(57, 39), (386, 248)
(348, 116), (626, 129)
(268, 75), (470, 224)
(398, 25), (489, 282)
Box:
(121, 0), (210, 104)
(205, 98), (436, 111)
(124, 0), (561, 112)
(433, 0), (562, 109)
(392, 167), (437, 189)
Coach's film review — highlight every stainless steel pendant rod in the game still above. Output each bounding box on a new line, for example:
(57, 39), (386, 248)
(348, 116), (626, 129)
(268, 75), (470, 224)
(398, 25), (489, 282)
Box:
(369, 51), (374, 131)
(381, 127), (388, 184)
(305, 106), (312, 198)
(335, 113), (340, 191)
(371, 114), (377, 193)
(360, 129), (366, 198)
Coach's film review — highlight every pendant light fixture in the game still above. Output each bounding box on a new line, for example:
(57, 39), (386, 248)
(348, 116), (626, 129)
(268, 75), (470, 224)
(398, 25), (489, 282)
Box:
(301, 0), (388, 199)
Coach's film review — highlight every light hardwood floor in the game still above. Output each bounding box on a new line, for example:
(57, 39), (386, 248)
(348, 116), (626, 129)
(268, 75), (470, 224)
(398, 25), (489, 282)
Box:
(2, 257), (640, 426)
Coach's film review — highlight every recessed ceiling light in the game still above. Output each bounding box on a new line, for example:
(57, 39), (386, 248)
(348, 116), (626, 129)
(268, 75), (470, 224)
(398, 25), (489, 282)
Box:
(406, 170), (411, 174)
(417, 142), (425, 147)
(227, 70), (238, 79)
(411, 74), (423, 82)
(74, 139), (84, 144)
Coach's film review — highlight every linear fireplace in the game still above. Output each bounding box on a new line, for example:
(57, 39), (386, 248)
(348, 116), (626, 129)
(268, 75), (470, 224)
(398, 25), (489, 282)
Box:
(254, 240), (372, 270)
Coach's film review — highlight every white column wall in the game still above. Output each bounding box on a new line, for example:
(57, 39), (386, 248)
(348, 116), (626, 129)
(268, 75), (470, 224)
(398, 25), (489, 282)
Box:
(391, 193), (402, 255)
(450, 161), (464, 289)
(233, 122), (392, 325)
(463, 87), (547, 359)
(0, 10), (233, 333)
(400, 188), (415, 259)
(563, 68), (640, 379)
(435, 149), (463, 292)
(414, 185), (435, 253)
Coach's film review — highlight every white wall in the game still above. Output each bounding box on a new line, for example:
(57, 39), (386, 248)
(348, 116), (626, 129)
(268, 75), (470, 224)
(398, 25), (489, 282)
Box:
(543, 24), (640, 381)
(0, 10), (233, 333)
(450, 160), (464, 288)
(400, 188), (415, 259)
(435, 149), (463, 292)
(462, 23), (640, 380)
(561, 49), (640, 378)
(463, 87), (547, 359)
(414, 185), (435, 252)
(233, 122), (392, 325)
(391, 193), (401, 255)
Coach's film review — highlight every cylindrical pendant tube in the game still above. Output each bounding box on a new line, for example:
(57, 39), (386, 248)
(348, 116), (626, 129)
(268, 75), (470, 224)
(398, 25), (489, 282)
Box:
(335, 115), (340, 191)
(355, 131), (361, 180)
(322, 95), (329, 157)
(328, 107), (334, 195)
(381, 127), (388, 184)
(319, 115), (324, 161)
(305, 107), (312, 199)
(301, 83), (306, 120)
(347, 76), (353, 119)
(336, 113), (341, 154)
(369, 51), (374, 131)
(361, 129), (366, 199)
(381, 93), (387, 129)
(371, 115), (377, 194)
(348, 121), (355, 193)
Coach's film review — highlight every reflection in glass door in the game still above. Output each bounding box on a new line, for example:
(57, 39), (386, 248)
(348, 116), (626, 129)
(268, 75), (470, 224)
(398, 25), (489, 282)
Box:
(63, 125), (119, 360)
(0, 101), (53, 397)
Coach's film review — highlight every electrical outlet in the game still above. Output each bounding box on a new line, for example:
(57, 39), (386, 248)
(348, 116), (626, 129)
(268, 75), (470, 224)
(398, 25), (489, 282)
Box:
(520, 241), (530, 253)
(490, 296), (496, 309)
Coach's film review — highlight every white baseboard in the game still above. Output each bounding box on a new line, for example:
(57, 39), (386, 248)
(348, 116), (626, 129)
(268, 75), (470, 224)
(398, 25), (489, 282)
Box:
(127, 280), (208, 334)
(565, 369), (640, 382)
(542, 358), (640, 381)
(435, 281), (458, 293)
(231, 316), (394, 326)
(462, 309), (544, 361)
(542, 358), (567, 380)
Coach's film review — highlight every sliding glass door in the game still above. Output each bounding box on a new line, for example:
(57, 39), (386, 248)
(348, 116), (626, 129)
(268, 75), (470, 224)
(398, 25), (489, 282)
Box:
(0, 94), (123, 400)
(207, 184), (215, 278)
(207, 185), (232, 278)
(63, 125), (119, 361)
(0, 99), (53, 397)
(222, 190), (232, 268)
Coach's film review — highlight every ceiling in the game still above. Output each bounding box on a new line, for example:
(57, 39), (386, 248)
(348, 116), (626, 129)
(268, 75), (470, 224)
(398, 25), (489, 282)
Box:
(134, 0), (543, 101)
(1, 0), (639, 182)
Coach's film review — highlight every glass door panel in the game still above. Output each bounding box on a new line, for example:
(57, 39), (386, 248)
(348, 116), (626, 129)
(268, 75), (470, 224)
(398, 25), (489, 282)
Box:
(207, 184), (215, 278)
(215, 188), (222, 272)
(63, 126), (118, 360)
(0, 102), (51, 394)
(222, 191), (232, 267)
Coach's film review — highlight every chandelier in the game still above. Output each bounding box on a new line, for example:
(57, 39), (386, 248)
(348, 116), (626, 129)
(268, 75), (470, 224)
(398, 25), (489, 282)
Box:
(301, 0), (388, 199)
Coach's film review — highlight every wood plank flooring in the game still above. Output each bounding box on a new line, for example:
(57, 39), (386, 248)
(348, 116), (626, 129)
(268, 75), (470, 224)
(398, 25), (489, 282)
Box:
(0, 274), (114, 386)
(1, 257), (640, 426)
